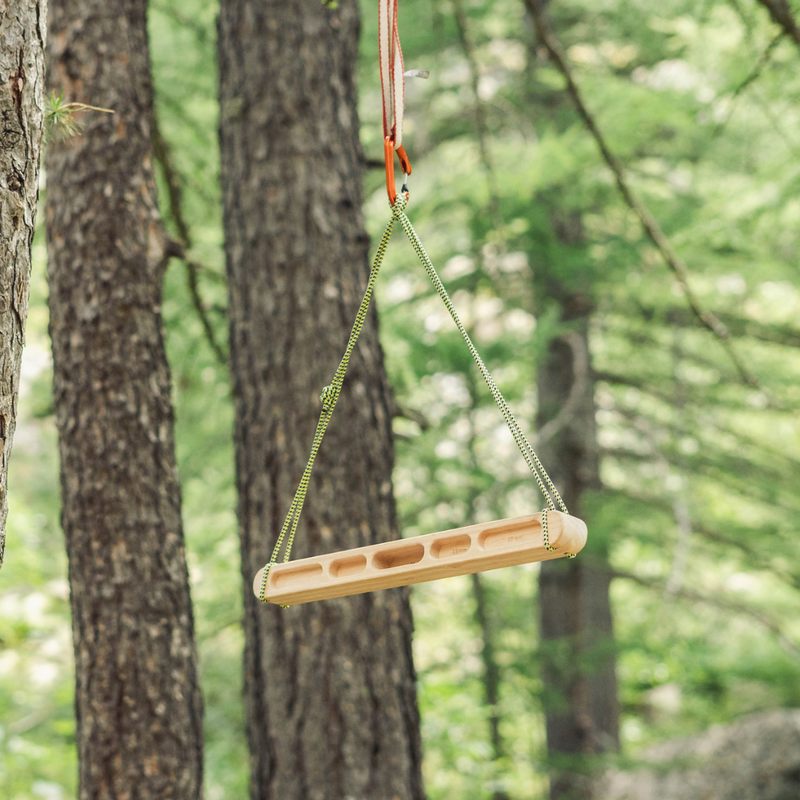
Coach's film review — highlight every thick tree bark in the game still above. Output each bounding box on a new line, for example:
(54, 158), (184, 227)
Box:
(46, 0), (204, 797)
(536, 295), (619, 800)
(217, 2), (425, 799)
(0, 0), (45, 568)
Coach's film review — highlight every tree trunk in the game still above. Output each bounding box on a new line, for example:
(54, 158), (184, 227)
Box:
(217, 2), (424, 799)
(46, 0), (204, 797)
(471, 573), (510, 800)
(0, 0), (45, 568)
(536, 296), (619, 800)
(466, 370), (509, 800)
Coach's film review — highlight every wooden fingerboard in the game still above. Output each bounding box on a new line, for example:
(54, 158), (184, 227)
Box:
(254, 511), (587, 606)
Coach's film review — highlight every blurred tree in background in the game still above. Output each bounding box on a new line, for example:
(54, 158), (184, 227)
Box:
(1, 0), (799, 799)
(217, 0), (424, 797)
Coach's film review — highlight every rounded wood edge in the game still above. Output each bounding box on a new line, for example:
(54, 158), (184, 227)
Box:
(555, 513), (588, 554)
(253, 567), (266, 599)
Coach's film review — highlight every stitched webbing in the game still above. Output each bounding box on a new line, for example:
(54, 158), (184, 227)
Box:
(259, 194), (570, 604)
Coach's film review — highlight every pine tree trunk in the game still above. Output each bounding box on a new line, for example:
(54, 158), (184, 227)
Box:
(217, 2), (424, 799)
(0, 0), (45, 568)
(536, 297), (619, 800)
(45, 0), (204, 797)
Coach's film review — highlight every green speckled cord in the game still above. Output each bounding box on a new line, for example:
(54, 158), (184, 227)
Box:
(259, 193), (571, 604)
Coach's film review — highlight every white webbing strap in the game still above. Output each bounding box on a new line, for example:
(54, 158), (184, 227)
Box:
(379, 0), (405, 149)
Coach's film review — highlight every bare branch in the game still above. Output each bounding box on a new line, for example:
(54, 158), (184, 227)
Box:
(451, 0), (501, 216)
(151, 113), (228, 366)
(729, 31), (785, 101)
(392, 403), (431, 431)
(524, 0), (761, 389)
(532, 331), (589, 449)
(756, 0), (800, 50)
(611, 301), (800, 349)
(608, 487), (800, 593)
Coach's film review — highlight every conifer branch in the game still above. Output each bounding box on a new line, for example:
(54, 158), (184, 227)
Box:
(524, 0), (761, 389)
(616, 302), (800, 349)
(608, 566), (800, 663)
(610, 488), (800, 594)
(45, 92), (114, 140)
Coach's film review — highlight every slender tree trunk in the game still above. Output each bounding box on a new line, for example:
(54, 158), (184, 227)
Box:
(471, 573), (510, 800)
(466, 370), (509, 800)
(217, 1), (424, 799)
(523, 3), (619, 793)
(0, 0), (46, 568)
(46, 0), (204, 797)
(536, 295), (618, 800)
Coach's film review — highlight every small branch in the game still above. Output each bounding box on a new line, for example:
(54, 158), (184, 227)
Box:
(186, 258), (228, 366)
(706, 30), (785, 143)
(165, 240), (228, 367)
(60, 101), (114, 114)
(532, 331), (588, 449)
(7, 707), (53, 736)
(152, 115), (191, 245)
(524, 0), (761, 389)
(756, 0), (800, 51)
(750, 87), (800, 161)
(611, 301), (800, 350)
(150, 0), (211, 44)
(151, 113), (228, 366)
(451, 0), (501, 215)
(605, 384), (800, 485)
(608, 487), (800, 594)
(392, 403), (430, 431)
(729, 31), (785, 101)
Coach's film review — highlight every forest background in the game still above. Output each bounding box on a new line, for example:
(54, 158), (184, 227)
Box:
(2, 0), (800, 798)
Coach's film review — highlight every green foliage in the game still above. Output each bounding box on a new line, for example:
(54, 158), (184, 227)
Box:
(3, 0), (800, 798)
(45, 92), (115, 141)
(45, 92), (82, 140)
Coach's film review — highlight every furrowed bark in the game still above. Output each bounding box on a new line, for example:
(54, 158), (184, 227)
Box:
(0, 0), (46, 568)
(46, 0), (204, 796)
(217, 1), (425, 798)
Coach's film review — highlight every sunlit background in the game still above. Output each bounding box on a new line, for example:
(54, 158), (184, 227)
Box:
(2, 0), (799, 797)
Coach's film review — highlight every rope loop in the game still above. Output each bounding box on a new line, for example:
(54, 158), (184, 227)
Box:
(259, 563), (289, 609)
(320, 385), (335, 412)
(391, 191), (409, 217)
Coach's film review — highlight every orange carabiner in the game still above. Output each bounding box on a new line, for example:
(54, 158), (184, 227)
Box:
(384, 136), (412, 206)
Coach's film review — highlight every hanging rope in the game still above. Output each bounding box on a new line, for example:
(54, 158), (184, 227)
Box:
(259, 193), (571, 604)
